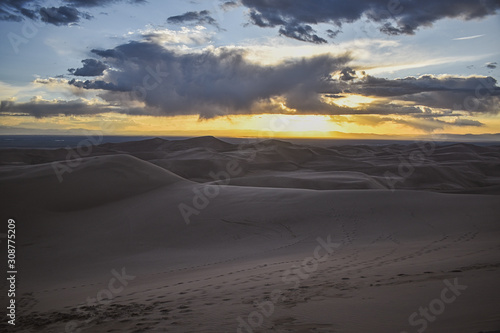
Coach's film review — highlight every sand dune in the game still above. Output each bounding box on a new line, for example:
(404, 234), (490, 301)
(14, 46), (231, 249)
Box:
(0, 137), (499, 332)
(2, 136), (499, 192)
(0, 154), (188, 212)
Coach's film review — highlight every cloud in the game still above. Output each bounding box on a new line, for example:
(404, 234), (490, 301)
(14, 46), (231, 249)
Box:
(486, 62), (497, 69)
(239, 0), (500, 43)
(453, 34), (484, 41)
(139, 26), (214, 45)
(68, 59), (108, 76)
(221, 1), (240, 10)
(333, 114), (484, 132)
(326, 29), (341, 39)
(278, 24), (327, 44)
(40, 6), (91, 26)
(339, 67), (357, 81)
(167, 10), (220, 29)
(0, 0), (38, 22)
(338, 73), (500, 113)
(59, 39), (500, 120)
(0, 96), (145, 118)
(68, 78), (121, 91)
(452, 118), (484, 127)
(65, 41), (353, 117)
(1, 97), (105, 118)
(403, 117), (485, 132)
(350, 74), (498, 97)
(0, 0), (145, 25)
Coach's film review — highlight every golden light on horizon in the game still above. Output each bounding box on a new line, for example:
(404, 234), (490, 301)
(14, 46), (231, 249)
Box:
(2, 112), (498, 139)
(249, 114), (336, 132)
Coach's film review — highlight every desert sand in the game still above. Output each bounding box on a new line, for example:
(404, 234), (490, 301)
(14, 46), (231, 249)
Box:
(1, 136), (499, 333)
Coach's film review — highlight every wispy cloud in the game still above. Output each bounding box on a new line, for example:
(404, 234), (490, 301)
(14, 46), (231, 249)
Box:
(452, 34), (484, 41)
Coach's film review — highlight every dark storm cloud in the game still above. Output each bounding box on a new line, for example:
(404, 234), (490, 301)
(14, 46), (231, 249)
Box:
(66, 41), (352, 117)
(0, 7), (23, 21)
(345, 74), (500, 97)
(91, 48), (122, 59)
(19, 6), (37, 19)
(340, 73), (500, 113)
(0, 0), (39, 22)
(239, 0), (500, 43)
(40, 6), (90, 25)
(69, 59), (108, 76)
(68, 78), (122, 91)
(333, 68), (500, 115)
(0, 0), (144, 25)
(400, 90), (500, 113)
(60, 41), (500, 118)
(167, 10), (219, 28)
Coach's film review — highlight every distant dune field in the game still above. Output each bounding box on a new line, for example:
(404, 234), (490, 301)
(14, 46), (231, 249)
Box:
(1, 137), (499, 333)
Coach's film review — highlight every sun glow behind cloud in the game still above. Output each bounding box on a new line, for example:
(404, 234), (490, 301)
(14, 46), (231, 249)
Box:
(325, 94), (376, 108)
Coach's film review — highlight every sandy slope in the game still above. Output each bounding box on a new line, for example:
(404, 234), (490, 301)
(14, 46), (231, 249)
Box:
(0, 137), (499, 333)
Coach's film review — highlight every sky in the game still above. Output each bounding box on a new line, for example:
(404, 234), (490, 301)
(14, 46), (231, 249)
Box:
(0, 0), (499, 139)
